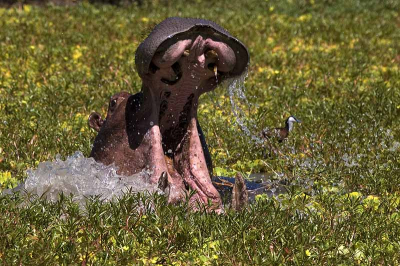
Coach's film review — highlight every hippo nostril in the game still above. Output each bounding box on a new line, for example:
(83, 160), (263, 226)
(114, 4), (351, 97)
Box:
(171, 62), (181, 76)
(149, 62), (160, 74)
(161, 62), (182, 85)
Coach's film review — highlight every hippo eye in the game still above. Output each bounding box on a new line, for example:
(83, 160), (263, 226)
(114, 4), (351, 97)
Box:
(109, 99), (117, 111)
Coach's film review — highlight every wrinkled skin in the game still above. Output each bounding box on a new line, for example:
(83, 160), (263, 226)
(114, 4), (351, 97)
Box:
(90, 17), (249, 211)
(89, 91), (212, 204)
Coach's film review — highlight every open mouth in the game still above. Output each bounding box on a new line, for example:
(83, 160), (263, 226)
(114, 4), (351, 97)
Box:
(150, 35), (236, 89)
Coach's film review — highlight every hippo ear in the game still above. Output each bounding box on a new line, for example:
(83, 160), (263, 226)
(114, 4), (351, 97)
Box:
(88, 112), (103, 132)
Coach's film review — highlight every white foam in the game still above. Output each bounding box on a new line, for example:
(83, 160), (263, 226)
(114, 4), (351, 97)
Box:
(22, 151), (160, 205)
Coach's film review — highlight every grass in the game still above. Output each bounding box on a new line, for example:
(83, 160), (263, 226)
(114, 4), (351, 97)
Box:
(0, 0), (399, 264)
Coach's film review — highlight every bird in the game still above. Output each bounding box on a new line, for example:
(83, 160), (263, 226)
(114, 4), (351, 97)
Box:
(261, 115), (301, 143)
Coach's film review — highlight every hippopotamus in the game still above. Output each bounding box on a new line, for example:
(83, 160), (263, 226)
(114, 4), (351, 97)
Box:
(89, 17), (249, 211)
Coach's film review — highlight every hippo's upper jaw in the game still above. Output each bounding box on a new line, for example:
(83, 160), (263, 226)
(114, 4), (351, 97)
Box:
(149, 35), (236, 90)
(136, 17), (249, 81)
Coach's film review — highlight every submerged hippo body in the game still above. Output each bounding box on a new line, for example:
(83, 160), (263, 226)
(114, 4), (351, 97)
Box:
(90, 17), (249, 211)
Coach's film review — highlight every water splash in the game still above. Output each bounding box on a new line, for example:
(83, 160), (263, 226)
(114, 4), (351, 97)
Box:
(227, 74), (265, 145)
(19, 151), (160, 205)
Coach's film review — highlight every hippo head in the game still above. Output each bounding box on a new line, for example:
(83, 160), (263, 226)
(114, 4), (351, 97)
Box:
(90, 17), (249, 212)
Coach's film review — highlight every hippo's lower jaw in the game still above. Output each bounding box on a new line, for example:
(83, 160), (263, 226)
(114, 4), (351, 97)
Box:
(174, 117), (222, 211)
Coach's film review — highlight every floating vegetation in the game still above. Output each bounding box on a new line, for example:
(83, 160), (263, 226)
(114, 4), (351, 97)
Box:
(1, 0), (400, 264)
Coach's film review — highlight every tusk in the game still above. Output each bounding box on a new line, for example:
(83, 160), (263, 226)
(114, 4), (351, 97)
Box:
(205, 49), (218, 59)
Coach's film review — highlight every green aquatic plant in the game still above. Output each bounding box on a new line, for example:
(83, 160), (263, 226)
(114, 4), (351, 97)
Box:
(0, 0), (399, 264)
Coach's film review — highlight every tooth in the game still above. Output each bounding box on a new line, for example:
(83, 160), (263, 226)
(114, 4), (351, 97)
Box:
(214, 65), (218, 77)
(206, 50), (218, 59)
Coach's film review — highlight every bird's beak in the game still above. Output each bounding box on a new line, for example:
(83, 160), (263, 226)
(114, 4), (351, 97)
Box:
(293, 116), (301, 123)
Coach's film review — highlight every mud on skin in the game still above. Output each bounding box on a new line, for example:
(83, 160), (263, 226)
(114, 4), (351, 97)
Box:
(89, 17), (249, 211)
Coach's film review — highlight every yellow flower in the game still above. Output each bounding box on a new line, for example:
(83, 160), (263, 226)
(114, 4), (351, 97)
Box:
(0, 171), (18, 188)
(23, 5), (32, 13)
(349, 38), (358, 49)
(72, 48), (82, 61)
(298, 14), (312, 22)
(348, 191), (362, 198)
(258, 67), (267, 73)
(363, 195), (380, 210)
(0, 171), (12, 183)
(141, 17), (149, 23)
